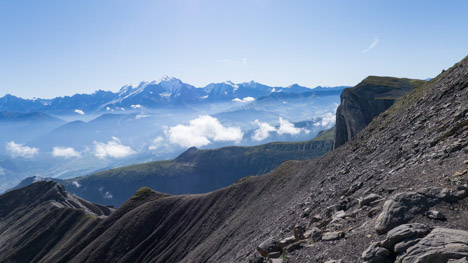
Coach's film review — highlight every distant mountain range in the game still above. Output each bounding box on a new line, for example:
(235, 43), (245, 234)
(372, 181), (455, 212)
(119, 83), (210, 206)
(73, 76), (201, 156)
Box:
(0, 76), (347, 115)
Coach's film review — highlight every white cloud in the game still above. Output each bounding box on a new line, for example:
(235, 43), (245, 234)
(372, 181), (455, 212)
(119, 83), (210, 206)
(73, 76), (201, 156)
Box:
(252, 120), (276, 141)
(6, 141), (39, 158)
(217, 58), (248, 66)
(232, 97), (255, 103)
(33, 176), (44, 183)
(362, 37), (379, 53)
(74, 109), (85, 115)
(314, 112), (336, 127)
(131, 104), (142, 109)
(99, 186), (113, 199)
(0, 167), (5, 176)
(135, 114), (150, 120)
(72, 180), (81, 188)
(277, 117), (302, 135)
(93, 137), (134, 159)
(52, 147), (81, 158)
(168, 115), (243, 148)
(149, 136), (164, 150)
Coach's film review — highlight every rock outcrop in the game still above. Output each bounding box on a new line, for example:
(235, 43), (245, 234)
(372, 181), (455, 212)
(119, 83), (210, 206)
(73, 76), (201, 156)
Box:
(334, 76), (425, 148)
(363, 224), (468, 263)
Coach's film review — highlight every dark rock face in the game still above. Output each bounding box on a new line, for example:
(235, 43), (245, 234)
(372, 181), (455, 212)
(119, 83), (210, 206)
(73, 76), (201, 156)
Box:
(334, 76), (424, 148)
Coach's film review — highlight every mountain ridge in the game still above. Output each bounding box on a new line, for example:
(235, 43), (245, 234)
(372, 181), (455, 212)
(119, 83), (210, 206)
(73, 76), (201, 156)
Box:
(0, 78), (348, 114)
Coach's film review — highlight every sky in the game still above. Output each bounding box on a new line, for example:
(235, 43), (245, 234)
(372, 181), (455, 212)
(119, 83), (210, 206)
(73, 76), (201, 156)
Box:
(0, 0), (467, 99)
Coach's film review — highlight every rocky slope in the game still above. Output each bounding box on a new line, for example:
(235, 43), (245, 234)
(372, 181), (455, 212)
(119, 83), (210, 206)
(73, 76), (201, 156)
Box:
(0, 181), (112, 262)
(334, 76), (426, 148)
(0, 56), (467, 262)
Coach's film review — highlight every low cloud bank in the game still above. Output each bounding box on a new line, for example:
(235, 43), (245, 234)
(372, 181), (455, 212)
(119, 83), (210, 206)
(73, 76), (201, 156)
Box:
(252, 117), (310, 141)
(6, 141), (39, 158)
(94, 137), (134, 159)
(232, 97), (255, 103)
(168, 115), (243, 148)
(52, 147), (81, 158)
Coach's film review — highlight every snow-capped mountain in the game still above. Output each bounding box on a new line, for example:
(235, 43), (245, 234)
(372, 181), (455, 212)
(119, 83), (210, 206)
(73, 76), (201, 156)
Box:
(0, 77), (345, 115)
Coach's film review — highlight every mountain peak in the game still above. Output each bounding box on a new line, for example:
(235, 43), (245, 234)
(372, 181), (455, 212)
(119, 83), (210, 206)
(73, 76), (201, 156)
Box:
(155, 76), (181, 84)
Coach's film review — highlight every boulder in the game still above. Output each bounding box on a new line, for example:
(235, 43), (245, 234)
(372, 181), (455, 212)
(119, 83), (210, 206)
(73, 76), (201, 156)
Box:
(380, 223), (432, 251)
(257, 238), (281, 257)
(375, 191), (435, 234)
(398, 228), (468, 262)
(362, 242), (393, 263)
(375, 187), (468, 234)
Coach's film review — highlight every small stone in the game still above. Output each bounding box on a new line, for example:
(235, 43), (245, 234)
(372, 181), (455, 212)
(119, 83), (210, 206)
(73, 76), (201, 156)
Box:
(454, 170), (467, 176)
(425, 210), (446, 220)
(448, 257), (468, 263)
(464, 160), (468, 164)
(269, 259), (283, 263)
(366, 234), (372, 238)
(359, 193), (382, 207)
(309, 214), (322, 224)
(333, 210), (346, 219)
(293, 225), (306, 240)
(278, 236), (296, 248)
(248, 255), (265, 263)
(302, 207), (311, 217)
(284, 240), (306, 253)
(321, 231), (345, 241)
(267, 251), (281, 259)
(304, 227), (322, 241)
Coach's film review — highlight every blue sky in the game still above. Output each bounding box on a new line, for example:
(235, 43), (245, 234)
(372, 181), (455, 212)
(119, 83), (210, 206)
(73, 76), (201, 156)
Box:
(0, 0), (467, 98)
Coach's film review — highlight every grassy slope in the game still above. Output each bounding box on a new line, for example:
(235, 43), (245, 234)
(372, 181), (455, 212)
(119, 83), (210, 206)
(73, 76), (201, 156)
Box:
(64, 128), (335, 206)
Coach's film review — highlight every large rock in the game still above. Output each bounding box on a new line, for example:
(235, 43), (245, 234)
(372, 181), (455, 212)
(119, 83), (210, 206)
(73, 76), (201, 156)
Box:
(398, 228), (468, 263)
(363, 225), (468, 263)
(257, 237), (281, 257)
(362, 242), (393, 263)
(375, 192), (432, 234)
(375, 187), (465, 234)
(380, 223), (432, 251)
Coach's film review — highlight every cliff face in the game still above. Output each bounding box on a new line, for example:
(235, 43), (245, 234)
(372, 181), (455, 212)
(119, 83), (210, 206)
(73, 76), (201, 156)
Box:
(334, 76), (425, 148)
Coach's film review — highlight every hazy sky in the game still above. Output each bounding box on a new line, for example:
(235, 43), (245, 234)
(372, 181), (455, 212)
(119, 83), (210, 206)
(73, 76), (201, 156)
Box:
(1, 0), (467, 98)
